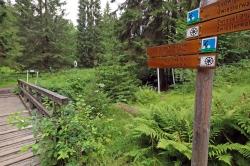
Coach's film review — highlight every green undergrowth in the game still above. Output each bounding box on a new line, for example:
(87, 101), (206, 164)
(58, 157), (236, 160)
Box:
(10, 60), (250, 165)
(0, 66), (26, 88)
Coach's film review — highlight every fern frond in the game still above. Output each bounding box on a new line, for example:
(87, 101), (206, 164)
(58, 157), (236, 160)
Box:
(217, 154), (232, 165)
(209, 143), (250, 159)
(157, 139), (192, 160)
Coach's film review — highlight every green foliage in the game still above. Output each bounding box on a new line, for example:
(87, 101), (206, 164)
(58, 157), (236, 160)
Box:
(98, 1), (121, 65)
(77, 0), (101, 67)
(33, 105), (110, 165)
(218, 31), (250, 64)
(135, 87), (159, 105)
(14, 0), (76, 69)
(96, 64), (140, 103)
(8, 112), (31, 129)
(0, 3), (22, 66)
(0, 66), (26, 88)
(10, 60), (250, 165)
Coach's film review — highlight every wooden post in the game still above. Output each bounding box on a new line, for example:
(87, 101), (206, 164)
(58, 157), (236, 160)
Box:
(159, 69), (168, 91)
(191, 68), (214, 166)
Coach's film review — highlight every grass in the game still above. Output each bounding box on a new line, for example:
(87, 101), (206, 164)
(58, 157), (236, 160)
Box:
(4, 60), (249, 165)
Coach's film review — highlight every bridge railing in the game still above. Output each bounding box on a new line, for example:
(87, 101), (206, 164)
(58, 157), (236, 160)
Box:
(18, 79), (69, 117)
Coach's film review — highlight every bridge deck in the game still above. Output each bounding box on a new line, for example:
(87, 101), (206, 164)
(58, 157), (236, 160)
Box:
(0, 88), (39, 166)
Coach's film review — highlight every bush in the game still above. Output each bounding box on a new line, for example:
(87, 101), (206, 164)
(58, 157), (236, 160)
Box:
(135, 87), (159, 105)
(96, 64), (140, 103)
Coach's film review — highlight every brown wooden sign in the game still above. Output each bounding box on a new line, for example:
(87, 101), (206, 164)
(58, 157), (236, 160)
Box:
(147, 40), (200, 58)
(201, 0), (250, 21)
(148, 54), (217, 69)
(199, 9), (250, 38)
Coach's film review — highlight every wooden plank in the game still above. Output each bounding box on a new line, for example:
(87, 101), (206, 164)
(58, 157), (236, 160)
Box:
(201, 0), (250, 21)
(191, 69), (214, 166)
(18, 80), (69, 105)
(147, 40), (200, 58)
(20, 87), (50, 117)
(0, 152), (35, 166)
(191, 9), (250, 38)
(147, 54), (217, 69)
(0, 135), (33, 148)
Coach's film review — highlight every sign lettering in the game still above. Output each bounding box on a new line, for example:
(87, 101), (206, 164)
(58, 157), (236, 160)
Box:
(147, 54), (217, 69)
(147, 40), (200, 58)
(200, 9), (250, 37)
(201, 0), (250, 21)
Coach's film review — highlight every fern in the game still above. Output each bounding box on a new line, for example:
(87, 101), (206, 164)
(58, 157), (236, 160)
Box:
(209, 143), (250, 159)
(157, 139), (192, 160)
(217, 154), (232, 165)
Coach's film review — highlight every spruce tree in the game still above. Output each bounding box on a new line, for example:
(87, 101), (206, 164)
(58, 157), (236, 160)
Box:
(99, 1), (120, 65)
(0, 2), (22, 66)
(15, 0), (75, 69)
(77, 0), (101, 67)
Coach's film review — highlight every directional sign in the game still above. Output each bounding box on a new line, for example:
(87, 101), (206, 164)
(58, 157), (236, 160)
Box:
(201, 37), (217, 53)
(187, 26), (200, 38)
(201, 9), (250, 38)
(187, 9), (250, 39)
(147, 40), (200, 58)
(187, 8), (200, 25)
(147, 54), (217, 69)
(201, 0), (250, 21)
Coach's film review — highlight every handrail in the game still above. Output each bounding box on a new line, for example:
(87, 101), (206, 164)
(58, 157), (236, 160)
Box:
(18, 79), (69, 117)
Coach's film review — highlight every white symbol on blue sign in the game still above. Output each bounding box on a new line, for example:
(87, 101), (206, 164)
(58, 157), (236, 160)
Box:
(201, 37), (217, 53)
(187, 8), (200, 25)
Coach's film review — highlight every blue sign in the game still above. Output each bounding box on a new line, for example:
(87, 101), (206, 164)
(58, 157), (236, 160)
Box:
(187, 8), (200, 25)
(201, 37), (218, 53)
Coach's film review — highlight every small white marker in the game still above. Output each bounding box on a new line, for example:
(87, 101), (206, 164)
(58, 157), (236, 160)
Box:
(200, 56), (216, 67)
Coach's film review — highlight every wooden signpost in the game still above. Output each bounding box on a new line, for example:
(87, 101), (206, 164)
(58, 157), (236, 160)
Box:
(146, 0), (250, 165)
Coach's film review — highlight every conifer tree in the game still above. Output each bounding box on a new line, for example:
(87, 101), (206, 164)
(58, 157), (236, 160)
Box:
(99, 1), (120, 65)
(77, 0), (101, 67)
(0, 1), (22, 66)
(15, 0), (75, 69)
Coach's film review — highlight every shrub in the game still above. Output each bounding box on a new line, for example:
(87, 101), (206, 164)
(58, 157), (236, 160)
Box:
(135, 87), (159, 105)
(96, 64), (140, 103)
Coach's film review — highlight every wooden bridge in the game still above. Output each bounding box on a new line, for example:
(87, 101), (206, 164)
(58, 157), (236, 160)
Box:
(0, 80), (69, 166)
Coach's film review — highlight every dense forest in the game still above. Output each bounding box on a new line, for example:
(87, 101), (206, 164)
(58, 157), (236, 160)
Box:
(0, 0), (250, 165)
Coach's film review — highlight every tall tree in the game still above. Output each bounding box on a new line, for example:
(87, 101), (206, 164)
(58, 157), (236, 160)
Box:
(114, 0), (184, 86)
(99, 1), (120, 65)
(15, 0), (76, 69)
(0, 1), (22, 66)
(77, 0), (101, 67)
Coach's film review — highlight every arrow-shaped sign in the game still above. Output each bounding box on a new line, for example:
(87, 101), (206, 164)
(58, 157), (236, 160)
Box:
(187, 9), (250, 39)
(147, 37), (217, 58)
(148, 54), (217, 69)
(201, 0), (250, 22)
